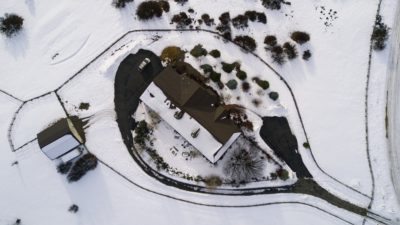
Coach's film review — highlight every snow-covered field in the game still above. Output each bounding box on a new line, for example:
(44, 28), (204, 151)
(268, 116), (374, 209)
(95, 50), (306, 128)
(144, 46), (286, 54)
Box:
(1, 0), (400, 224)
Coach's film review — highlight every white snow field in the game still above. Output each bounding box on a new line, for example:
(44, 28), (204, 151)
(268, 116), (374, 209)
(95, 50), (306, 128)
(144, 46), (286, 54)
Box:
(1, 0), (400, 224)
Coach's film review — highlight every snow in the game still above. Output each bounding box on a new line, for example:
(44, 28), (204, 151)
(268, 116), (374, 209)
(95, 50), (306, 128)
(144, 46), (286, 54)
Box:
(1, 0), (400, 224)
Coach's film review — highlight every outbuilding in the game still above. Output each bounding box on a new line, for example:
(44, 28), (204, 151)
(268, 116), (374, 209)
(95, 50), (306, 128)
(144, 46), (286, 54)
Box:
(37, 118), (85, 162)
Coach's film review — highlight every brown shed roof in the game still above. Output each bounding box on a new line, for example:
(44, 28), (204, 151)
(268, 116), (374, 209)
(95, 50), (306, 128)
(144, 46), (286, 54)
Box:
(153, 65), (240, 144)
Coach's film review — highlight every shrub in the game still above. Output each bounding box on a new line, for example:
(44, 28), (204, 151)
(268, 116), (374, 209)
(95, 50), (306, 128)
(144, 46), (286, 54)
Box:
(232, 14), (248, 29)
(13, 219), (21, 225)
(245, 11), (257, 22)
(234, 35), (257, 52)
(271, 45), (285, 65)
(372, 15), (389, 51)
(252, 99), (261, 107)
(113, 0), (134, 8)
(236, 70), (247, 80)
(0, 13), (24, 37)
(261, 0), (285, 10)
(253, 78), (269, 89)
(283, 42), (298, 59)
(67, 154), (98, 182)
(160, 46), (185, 64)
(210, 71), (221, 82)
(79, 102), (90, 110)
(216, 23), (231, 35)
(209, 49), (221, 58)
(291, 31), (310, 44)
(269, 91), (279, 101)
(136, 1), (163, 20)
(69, 204), (79, 213)
(303, 142), (310, 149)
(242, 82), (251, 92)
(223, 31), (232, 41)
(190, 44), (207, 58)
(223, 148), (265, 183)
(203, 175), (223, 188)
(226, 79), (238, 90)
(219, 12), (231, 25)
(264, 35), (277, 46)
(221, 62), (238, 73)
(57, 161), (73, 174)
(277, 168), (289, 181)
(200, 64), (213, 74)
(171, 12), (192, 29)
(201, 14), (214, 26)
(134, 120), (150, 146)
(257, 12), (267, 24)
(302, 50), (312, 60)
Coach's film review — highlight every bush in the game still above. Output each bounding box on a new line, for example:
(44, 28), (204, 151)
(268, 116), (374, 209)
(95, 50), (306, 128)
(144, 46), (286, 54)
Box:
(264, 35), (277, 46)
(221, 62), (238, 73)
(201, 14), (214, 26)
(261, 0), (285, 10)
(203, 175), (223, 188)
(271, 45), (285, 65)
(302, 50), (312, 60)
(160, 46), (185, 64)
(134, 120), (150, 146)
(210, 71), (221, 82)
(209, 49), (221, 58)
(232, 14), (248, 29)
(57, 161), (73, 174)
(223, 148), (265, 183)
(244, 11), (257, 22)
(303, 142), (310, 149)
(190, 44), (207, 58)
(113, 0), (134, 8)
(372, 15), (389, 51)
(269, 91), (279, 101)
(174, 0), (188, 5)
(242, 82), (251, 92)
(283, 42), (298, 59)
(69, 204), (79, 213)
(226, 79), (238, 90)
(159, 0), (170, 12)
(234, 35), (257, 52)
(277, 168), (289, 181)
(219, 12), (231, 25)
(236, 70), (247, 80)
(200, 64), (213, 74)
(291, 31), (310, 44)
(67, 154), (98, 182)
(253, 78), (269, 89)
(171, 12), (192, 29)
(136, 1), (163, 20)
(0, 13), (24, 37)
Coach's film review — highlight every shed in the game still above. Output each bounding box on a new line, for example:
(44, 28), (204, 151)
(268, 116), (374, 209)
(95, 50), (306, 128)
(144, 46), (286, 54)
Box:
(37, 118), (85, 160)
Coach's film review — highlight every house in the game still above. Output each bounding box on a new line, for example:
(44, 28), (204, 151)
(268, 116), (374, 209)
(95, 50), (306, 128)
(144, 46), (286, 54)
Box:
(140, 65), (241, 163)
(37, 118), (85, 162)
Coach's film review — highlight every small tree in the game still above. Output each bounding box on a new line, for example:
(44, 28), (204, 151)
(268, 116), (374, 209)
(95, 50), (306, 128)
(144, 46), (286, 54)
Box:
(271, 45), (285, 65)
(160, 46), (185, 64)
(269, 91), (279, 101)
(232, 14), (248, 29)
(57, 161), (73, 174)
(277, 168), (289, 181)
(302, 50), (312, 60)
(291, 31), (310, 44)
(201, 14), (214, 26)
(113, 0), (134, 8)
(209, 49), (221, 58)
(203, 175), (223, 188)
(171, 12), (192, 29)
(134, 120), (150, 146)
(372, 15), (389, 51)
(242, 82), (251, 92)
(257, 12), (267, 24)
(174, 0), (188, 5)
(236, 70), (247, 80)
(261, 0), (285, 10)
(210, 71), (221, 82)
(136, 1), (164, 20)
(221, 62), (238, 73)
(223, 148), (265, 184)
(69, 204), (79, 213)
(253, 78), (269, 90)
(190, 44), (207, 58)
(219, 12), (231, 25)
(0, 13), (24, 37)
(200, 64), (213, 74)
(264, 35), (277, 47)
(234, 35), (257, 52)
(283, 42), (298, 59)
(244, 11), (257, 22)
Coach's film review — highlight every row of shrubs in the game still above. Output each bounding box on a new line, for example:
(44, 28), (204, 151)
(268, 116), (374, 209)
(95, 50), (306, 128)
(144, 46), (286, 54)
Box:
(231, 11), (267, 29)
(57, 153), (98, 182)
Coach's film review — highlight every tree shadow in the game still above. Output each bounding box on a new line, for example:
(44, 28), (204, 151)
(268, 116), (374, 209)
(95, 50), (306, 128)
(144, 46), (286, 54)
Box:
(25, 0), (36, 15)
(3, 30), (29, 59)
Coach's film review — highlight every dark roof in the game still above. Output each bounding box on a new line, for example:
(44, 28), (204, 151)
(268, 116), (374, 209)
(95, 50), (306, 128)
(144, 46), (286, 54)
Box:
(37, 118), (84, 148)
(153, 65), (240, 143)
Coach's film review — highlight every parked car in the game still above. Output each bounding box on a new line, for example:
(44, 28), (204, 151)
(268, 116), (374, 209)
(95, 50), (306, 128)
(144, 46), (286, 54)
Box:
(138, 58), (151, 71)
